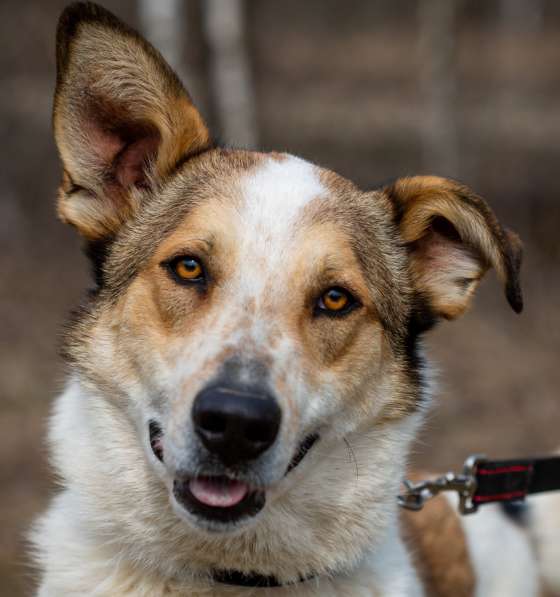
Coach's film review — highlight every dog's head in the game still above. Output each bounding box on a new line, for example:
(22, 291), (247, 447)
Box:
(52, 2), (523, 580)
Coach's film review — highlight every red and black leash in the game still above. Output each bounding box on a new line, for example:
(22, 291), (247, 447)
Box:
(473, 456), (560, 506)
(399, 454), (560, 514)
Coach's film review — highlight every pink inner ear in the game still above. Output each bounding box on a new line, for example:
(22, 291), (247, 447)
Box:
(416, 227), (479, 277)
(82, 102), (161, 189)
(411, 225), (483, 319)
(84, 119), (125, 164)
(115, 135), (160, 187)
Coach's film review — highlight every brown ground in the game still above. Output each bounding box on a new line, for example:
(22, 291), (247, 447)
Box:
(1, 1), (559, 595)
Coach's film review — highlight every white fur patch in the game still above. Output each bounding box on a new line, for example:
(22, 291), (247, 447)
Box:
(530, 492), (560, 592)
(445, 495), (539, 597)
(240, 155), (325, 243)
(235, 155), (327, 293)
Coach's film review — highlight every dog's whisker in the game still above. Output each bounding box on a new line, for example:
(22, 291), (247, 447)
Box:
(343, 437), (359, 481)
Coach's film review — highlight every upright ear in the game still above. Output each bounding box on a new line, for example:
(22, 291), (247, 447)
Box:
(383, 176), (523, 320)
(54, 2), (212, 240)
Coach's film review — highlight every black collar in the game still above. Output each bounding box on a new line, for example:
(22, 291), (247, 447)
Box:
(212, 568), (315, 588)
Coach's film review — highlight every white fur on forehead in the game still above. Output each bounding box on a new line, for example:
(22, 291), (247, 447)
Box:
(239, 155), (326, 236)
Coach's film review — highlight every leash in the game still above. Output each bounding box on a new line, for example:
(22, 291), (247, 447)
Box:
(398, 453), (560, 514)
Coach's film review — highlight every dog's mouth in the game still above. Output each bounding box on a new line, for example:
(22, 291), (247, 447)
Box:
(149, 420), (318, 523)
(173, 476), (266, 523)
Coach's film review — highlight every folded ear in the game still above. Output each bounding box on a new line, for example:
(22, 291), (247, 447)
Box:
(54, 2), (212, 239)
(383, 176), (523, 319)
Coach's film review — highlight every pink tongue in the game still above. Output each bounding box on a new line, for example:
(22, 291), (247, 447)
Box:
(189, 477), (249, 508)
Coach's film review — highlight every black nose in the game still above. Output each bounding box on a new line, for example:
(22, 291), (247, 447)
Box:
(192, 386), (281, 467)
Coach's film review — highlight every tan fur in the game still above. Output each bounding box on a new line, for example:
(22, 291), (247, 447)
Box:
(401, 487), (475, 597)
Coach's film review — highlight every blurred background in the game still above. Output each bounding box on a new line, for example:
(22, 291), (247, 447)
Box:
(1, 0), (559, 594)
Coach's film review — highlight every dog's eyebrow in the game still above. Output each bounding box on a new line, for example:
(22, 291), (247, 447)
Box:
(322, 264), (344, 275)
(162, 238), (215, 258)
(316, 254), (358, 277)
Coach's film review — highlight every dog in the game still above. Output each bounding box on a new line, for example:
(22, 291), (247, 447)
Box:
(32, 3), (560, 595)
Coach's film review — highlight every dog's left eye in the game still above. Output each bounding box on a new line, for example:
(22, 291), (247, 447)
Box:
(166, 256), (205, 284)
(316, 287), (358, 316)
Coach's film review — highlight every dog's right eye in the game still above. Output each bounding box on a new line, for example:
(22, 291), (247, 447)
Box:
(165, 256), (205, 284)
(315, 286), (359, 317)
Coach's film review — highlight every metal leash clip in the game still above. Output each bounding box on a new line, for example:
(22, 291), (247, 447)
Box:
(398, 454), (485, 515)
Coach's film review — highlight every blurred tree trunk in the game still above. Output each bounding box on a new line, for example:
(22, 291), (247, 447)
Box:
(138, 0), (184, 74)
(418, 0), (459, 179)
(500, 0), (543, 33)
(203, 0), (257, 148)
(498, 0), (543, 219)
(138, 0), (203, 103)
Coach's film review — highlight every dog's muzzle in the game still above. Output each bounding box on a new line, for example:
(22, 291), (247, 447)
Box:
(148, 382), (318, 527)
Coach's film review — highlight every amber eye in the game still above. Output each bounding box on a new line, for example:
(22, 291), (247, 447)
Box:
(317, 287), (356, 315)
(168, 256), (204, 283)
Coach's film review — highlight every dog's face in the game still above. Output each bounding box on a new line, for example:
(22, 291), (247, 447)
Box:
(66, 147), (416, 533)
(52, 2), (523, 573)
(121, 154), (402, 524)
